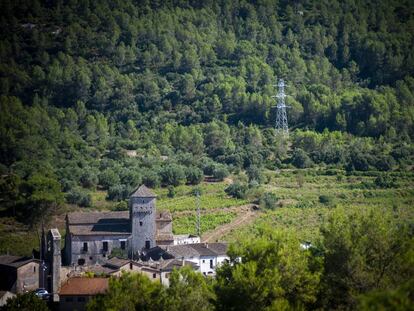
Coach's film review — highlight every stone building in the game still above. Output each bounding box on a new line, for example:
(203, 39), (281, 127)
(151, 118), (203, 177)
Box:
(0, 255), (40, 293)
(64, 185), (174, 265)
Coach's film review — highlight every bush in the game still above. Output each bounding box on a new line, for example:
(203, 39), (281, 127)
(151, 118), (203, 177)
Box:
(141, 170), (161, 188)
(260, 192), (279, 210)
(167, 185), (176, 198)
(107, 184), (131, 201)
(212, 164), (229, 181)
(185, 166), (203, 185)
(291, 148), (313, 168)
(160, 164), (186, 186)
(99, 169), (120, 190)
(66, 188), (92, 207)
(246, 165), (265, 184)
(114, 200), (128, 211)
(374, 174), (396, 188)
(80, 170), (98, 188)
(319, 195), (334, 205)
(225, 182), (248, 199)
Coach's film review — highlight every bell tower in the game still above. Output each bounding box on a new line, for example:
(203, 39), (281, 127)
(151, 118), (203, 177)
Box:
(129, 185), (157, 258)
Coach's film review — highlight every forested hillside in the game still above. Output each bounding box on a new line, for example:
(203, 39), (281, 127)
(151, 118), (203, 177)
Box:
(0, 0), (413, 223)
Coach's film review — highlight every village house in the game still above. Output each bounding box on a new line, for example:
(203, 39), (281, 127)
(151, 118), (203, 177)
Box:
(157, 259), (199, 287)
(144, 242), (229, 275)
(59, 277), (108, 311)
(0, 255), (40, 294)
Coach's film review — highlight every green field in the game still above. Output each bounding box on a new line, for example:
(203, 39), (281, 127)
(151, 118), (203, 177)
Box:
(1, 170), (413, 256)
(225, 169), (414, 243)
(154, 182), (248, 212)
(173, 211), (238, 235)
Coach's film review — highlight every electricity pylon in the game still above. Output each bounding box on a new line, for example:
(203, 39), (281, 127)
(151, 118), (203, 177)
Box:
(273, 79), (289, 135)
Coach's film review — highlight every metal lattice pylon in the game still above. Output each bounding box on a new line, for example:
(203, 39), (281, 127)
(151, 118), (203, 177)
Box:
(273, 79), (289, 135)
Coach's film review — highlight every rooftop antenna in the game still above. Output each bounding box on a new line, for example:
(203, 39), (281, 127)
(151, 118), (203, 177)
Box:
(272, 79), (289, 135)
(196, 191), (201, 237)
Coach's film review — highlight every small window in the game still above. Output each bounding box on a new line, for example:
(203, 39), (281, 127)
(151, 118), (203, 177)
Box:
(120, 241), (126, 250)
(103, 241), (108, 252)
(145, 240), (150, 249)
(78, 258), (85, 266)
(33, 266), (36, 273)
(66, 297), (73, 302)
(210, 259), (213, 269)
(130, 263), (133, 270)
(77, 297), (86, 302)
(139, 221), (143, 226)
(83, 242), (88, 252)
(89, 256), (93, 260)
(153, 273), (156, 279)
(202, 260), (205, 263)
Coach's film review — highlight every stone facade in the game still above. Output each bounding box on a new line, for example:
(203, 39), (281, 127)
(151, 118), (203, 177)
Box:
(130, 196), (156, 256)
(64, 185), (173, 265)
(0, 256), (40, 293)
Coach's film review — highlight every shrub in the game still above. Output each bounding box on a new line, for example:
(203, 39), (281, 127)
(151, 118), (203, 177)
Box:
(114, 200), (128, 211)
(141, 170), (161, 188)
(225, 182), (248, 199)
(167, 185), (176, 198)
(246, 165), (265, 184)
(80, 170), (98, 188)
(66, 188), (92, 207)
(212, 164), (229, 181)
(107, 184), (130, 201)
(260, 192), (279, 210)
(185, 166), (203, 185)
(99, 169), (120, 190)
(160, 164), (186, 186)
(374, 174), (396, 188)
(319, 195), (334, 205)
(291, 148), (313, 168)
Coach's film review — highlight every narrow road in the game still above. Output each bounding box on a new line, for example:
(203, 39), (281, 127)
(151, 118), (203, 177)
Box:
(201, 204), (260, 243)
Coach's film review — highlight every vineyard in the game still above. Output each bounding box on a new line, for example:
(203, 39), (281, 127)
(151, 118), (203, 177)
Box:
(173, 210), (238, 235)
(1, 170), (413, 256)
(224, 169), (414, 243)
(155, 182), (248, 212)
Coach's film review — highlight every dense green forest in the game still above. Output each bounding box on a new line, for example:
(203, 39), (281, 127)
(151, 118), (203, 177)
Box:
(1, 0), (413, 224)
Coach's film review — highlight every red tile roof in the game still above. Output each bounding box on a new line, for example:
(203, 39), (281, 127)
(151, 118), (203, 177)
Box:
(59, 277), (109, 296)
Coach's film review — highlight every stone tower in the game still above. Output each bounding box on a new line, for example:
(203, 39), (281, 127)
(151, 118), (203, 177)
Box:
(129, 185), (157, 257)
(46, 229), (61, 302)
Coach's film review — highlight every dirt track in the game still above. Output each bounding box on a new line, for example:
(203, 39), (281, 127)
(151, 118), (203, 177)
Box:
(201, 204), (260, 243)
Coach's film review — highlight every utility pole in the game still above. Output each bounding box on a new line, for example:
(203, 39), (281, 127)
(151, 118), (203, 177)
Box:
(196, 191), (201, 237)
(273, 79), (289, 135)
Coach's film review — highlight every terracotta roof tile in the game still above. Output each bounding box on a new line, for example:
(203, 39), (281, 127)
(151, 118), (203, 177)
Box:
(59, 278), (109, 295)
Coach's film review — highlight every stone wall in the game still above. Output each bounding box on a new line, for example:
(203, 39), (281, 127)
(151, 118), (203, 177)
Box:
(70, 234), (130, 266)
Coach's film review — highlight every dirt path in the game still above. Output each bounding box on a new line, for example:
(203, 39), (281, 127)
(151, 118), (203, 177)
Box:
(201, 204), (260, 243)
